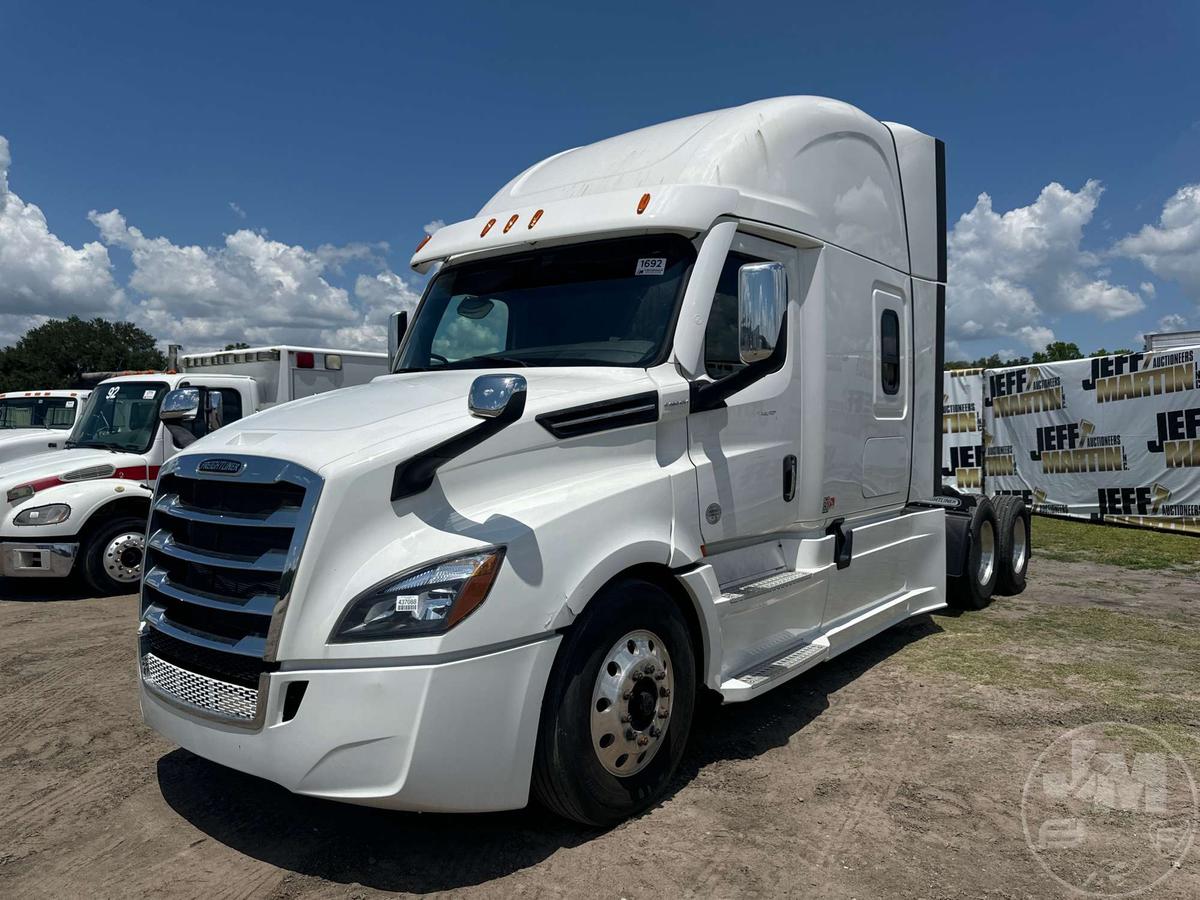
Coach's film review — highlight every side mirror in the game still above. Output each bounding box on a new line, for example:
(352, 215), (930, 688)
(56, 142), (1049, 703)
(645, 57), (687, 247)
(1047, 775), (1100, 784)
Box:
(738, 261), (788, 364)
(205, 390), (224, 432)
(160, 388), (200, 423)
(388, 310), (409, 368)
(468, 374), (527, 422)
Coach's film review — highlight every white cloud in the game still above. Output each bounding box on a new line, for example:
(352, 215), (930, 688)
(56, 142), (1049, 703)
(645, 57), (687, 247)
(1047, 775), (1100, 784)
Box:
(322, 270), (423, 347)
(0, 135), (124, 344)
(229, 201), (246, 220)
(1115, 184), (1200, 297)
(947, 180), (1143, 352)
(1140, 281), (1156, 297)
(423, 219), (445, 236)
(1157, 313), (1189, 332)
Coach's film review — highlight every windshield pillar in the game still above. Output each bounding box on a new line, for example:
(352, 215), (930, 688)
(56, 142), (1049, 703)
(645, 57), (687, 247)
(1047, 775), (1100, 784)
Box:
(671, 221), (738, 379)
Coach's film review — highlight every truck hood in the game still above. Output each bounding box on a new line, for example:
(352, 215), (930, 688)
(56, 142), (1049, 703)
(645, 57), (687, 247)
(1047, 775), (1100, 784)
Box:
(190, 367), (659, 474)
(0, 447), (153, 512)
(0, 429), (66, 465)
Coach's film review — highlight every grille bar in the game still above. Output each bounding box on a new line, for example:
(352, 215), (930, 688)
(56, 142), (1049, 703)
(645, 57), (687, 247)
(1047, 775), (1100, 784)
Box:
(154, 492), (301, 528)
(148, 528), (288, 573)
(144, 565), (277, 616)
(142, 652), (258, 721)
(144, 604), (268, 657)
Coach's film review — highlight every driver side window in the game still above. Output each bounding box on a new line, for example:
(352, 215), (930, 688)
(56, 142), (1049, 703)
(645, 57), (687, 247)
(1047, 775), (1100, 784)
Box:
(703, 252), (764, 379)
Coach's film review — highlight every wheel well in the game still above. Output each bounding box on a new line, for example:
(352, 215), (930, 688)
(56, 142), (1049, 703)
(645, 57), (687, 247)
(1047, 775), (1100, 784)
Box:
(79, 497), (151, 544)
(592, 562), (708, 681)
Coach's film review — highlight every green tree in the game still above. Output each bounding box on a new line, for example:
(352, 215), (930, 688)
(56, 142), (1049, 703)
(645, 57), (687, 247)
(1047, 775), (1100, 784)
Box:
(1031, 341), (1083, 363)
(224, 342), (250, 350)
(0, 317), (165, 392)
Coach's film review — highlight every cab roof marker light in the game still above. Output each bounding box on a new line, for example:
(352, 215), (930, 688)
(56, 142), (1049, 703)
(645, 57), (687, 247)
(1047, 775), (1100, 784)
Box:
(503, 214), (519, 234)
(637, 192), (651, 215)
(480, 218), (497, 237)
(528, 209), (544, 229)
(415, 234), (432, 253)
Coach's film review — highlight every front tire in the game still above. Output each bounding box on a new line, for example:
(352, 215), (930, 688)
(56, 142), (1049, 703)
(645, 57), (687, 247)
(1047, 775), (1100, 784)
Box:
(82, 516), (147, 596)
(532, 577), (696, 826)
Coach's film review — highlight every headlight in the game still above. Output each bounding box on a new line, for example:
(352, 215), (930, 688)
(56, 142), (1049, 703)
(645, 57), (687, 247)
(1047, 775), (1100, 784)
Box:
(14, 503), (71, 526)
(332, 548), (505, 641)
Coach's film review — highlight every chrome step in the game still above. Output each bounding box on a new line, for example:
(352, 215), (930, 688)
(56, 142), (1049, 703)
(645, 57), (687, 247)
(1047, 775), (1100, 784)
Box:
(718, 567), (818, 604)
(721, 636), (830, 700)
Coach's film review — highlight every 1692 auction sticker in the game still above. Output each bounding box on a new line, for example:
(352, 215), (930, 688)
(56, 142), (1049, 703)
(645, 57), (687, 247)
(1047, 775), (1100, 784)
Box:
(1021, 722), (1197, 897)
(635, 257), (667, 276)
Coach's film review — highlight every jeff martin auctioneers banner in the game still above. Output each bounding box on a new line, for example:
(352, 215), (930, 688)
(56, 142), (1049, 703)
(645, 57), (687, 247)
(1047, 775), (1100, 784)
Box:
(943, 347), (1200, 534)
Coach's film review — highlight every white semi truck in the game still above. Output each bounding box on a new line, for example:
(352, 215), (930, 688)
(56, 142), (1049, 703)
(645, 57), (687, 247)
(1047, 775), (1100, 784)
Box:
(137, 97), (1030, 825)
(0, 346), (386, 594)
(0, 390), (90, 465)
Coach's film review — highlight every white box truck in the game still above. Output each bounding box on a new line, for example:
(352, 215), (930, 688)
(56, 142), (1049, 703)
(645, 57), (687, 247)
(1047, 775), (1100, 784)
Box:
(0, 346), (386, 593)
(0, 390), (90, 465)
(136, 98), (1029, 825)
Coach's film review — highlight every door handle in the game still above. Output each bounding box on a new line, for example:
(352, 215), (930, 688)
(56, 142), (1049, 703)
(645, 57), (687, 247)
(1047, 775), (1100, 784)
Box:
(783, 454), (797, 502)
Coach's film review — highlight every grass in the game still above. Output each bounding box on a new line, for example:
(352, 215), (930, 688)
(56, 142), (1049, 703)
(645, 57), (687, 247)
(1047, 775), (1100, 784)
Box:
(1033, 515), (1200, 570)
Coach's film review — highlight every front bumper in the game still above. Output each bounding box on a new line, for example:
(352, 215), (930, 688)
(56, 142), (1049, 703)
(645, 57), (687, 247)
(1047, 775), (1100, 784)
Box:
(0, 541), (78, 578)
(140, 635), (561, 813)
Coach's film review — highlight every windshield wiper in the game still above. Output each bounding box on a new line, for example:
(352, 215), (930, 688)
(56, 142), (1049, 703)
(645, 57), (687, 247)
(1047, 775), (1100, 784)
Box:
(65, 440), (121, 452)
(405, 354), (529, 372)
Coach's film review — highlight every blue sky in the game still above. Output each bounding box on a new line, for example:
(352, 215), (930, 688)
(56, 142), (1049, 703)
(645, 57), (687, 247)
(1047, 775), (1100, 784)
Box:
(1, 0), (1198, 358)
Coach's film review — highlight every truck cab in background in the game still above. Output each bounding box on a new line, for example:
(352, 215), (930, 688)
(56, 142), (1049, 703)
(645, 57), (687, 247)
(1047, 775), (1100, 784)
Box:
(136, 97), (1028, 825)
(0, 390), (90, 465)
(0, 346), (386, 594)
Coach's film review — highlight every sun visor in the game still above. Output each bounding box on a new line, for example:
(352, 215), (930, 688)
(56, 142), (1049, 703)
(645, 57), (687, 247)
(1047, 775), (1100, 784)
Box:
(409, 185), (738, 273)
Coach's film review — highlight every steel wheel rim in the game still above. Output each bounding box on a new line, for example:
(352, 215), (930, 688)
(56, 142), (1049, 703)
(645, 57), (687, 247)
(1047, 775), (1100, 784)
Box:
(590, 629), (674, 777)
(1012, 516), (1028, 573)
(977, 519), (996, 586)
(103, 532), (145, 584)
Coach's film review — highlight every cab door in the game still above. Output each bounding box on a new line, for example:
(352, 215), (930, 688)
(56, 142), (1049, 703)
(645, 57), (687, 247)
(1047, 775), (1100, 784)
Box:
(687, 233), (801, 545)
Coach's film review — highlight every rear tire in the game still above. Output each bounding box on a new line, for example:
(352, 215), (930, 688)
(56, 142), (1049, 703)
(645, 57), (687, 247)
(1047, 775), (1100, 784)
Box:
(948, 498), (999, 610)
(993, 496), (1030, 595)
(532, 577), (696, 826)
(82, 516), (147, 596)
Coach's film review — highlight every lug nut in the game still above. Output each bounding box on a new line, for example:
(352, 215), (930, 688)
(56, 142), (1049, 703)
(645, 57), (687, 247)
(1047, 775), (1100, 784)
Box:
(658, 708), (669, 718)
(623, 690), (633, 700)
(648, 725), (661, 738)
(654, 671), (666, 681)
(619, 713), (631, 723)
(660, 687), (670, 697)
(637, 734), (650, 747)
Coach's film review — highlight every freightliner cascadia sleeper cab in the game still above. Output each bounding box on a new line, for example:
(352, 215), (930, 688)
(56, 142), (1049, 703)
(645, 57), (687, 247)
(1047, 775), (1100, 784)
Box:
(136, 97), (1030, 825)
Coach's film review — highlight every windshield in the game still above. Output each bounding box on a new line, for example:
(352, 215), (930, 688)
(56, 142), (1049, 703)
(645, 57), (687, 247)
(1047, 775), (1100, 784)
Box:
(397, 235), (696, 371)
(0, 396), (78, 430)
(68, 382), (169, 453)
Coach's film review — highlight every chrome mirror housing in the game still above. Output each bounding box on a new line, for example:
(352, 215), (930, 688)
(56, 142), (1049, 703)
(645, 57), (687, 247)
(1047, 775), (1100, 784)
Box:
(160, 388), (201, 422)
(468, 374), (527, 421)
(738, 261), (788, 364)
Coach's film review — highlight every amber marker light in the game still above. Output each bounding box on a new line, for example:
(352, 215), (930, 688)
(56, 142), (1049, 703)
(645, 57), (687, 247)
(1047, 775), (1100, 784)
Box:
(415, 234), (432, 252)
(503, 214), (519, 234)
(528, 208), (544, 229)
(481, 218), (497, 237)
(637, 192), (651, 214)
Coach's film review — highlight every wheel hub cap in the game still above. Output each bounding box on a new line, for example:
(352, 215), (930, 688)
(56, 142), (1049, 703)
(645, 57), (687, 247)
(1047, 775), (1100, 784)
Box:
(104, 532), (145, 584)
(977, 519), (995, 585)
(590, 629), (674, 777)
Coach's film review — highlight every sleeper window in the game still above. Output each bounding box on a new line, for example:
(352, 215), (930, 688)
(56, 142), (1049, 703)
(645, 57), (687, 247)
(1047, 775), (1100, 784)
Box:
(880, 309), (900, 395)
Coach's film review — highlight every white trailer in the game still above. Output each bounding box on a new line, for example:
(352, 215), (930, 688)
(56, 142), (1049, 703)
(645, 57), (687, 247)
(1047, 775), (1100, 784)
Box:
(0, 390), (90, 465)
(0, 346), (386, 593)
(136, 97), (1028, 825)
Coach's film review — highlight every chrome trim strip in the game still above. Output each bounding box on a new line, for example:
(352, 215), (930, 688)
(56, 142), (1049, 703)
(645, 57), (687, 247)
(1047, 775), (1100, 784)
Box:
(147, 528), (287, 573)
(143, 566), (276, 616)
(144, 604), (268, 658)
(154, 492), (301, 528)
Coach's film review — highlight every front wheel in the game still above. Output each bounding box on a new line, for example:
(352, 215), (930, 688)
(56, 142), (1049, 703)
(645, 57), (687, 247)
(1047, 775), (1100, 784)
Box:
(82, 516), (147, 596)
(532, 577), (696, 826)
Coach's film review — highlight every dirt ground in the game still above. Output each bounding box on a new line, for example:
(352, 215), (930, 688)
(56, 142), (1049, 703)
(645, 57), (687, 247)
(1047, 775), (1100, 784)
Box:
(2, 556), (1198, 899)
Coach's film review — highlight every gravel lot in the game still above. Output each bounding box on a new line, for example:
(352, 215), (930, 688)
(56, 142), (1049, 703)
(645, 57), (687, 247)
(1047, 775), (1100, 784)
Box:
(2, 546), (1198, 899)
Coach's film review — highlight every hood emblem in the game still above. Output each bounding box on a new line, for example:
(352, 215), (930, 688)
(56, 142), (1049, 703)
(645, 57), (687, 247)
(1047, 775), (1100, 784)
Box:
(198, 458), (245, 476)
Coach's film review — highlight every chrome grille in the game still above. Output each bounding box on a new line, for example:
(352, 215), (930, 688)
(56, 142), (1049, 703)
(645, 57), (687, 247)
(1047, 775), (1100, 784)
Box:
(139, 454), (322, 727)
(142, 652), (258, 720)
